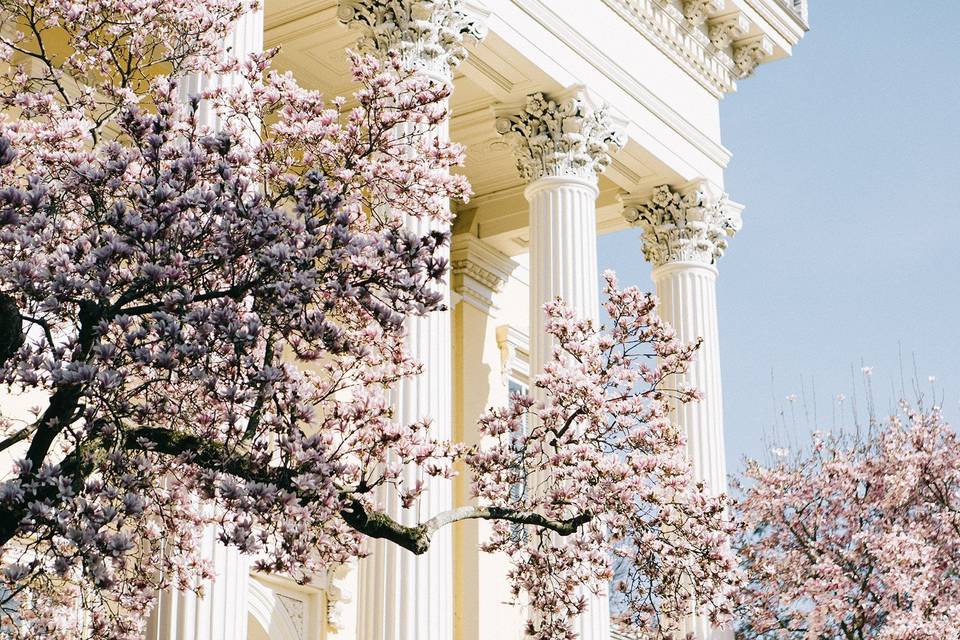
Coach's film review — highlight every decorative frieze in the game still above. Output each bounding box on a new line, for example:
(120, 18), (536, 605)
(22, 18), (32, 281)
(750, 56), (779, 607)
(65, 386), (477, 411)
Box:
(621, 181), (742, 267)
(337, 0), (486, 78)
(494, 89), (626, 184)
(682, 0), (725, 26)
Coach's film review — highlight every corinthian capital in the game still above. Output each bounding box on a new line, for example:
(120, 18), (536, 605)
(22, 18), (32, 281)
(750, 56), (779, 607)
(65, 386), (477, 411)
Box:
(337, 0), (487, 78)
(621, 181), (742, 267)
(494, 88), (626, 184)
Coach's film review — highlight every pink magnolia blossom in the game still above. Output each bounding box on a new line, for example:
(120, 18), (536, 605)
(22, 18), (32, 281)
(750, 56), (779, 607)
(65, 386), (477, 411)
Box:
(0, 1), (737, 638)
(734, 409), (960, 639)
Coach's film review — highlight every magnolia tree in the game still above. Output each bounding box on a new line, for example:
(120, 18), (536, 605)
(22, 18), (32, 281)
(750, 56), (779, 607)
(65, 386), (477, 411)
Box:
(734, 408), (960, 639)
(0, 1), (737, 638)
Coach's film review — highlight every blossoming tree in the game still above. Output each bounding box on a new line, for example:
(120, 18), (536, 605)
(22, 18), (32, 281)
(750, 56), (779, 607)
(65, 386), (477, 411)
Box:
(0, 1), (737, 638)
(734, 409), (960, 639)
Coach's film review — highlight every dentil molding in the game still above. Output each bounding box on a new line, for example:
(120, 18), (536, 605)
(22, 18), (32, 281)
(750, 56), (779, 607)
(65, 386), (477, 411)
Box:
(601, 0), (805, 96)
(337, 0), (487, 78)
(621, 181), (742, 267)
(493, 88), (626, 184)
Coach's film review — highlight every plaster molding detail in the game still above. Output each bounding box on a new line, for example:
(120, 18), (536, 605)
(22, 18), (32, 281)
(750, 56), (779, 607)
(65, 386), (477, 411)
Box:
(275, 594), (306, 640)
(494, 88), (626, 184)
(733, 36), (775, 77)
(600, 0), (737, 96)
(682, 0), (725, 26)
(599, 0), (805, 97)
(496, 324), (530, 385)
(621, 181), (742, 267)
(450, 234), (516, 311)
(708, 13), (751, 49)
(509, 0), (733, 166)
(337, 0), (487, 78)
(324, 564), (353, 633)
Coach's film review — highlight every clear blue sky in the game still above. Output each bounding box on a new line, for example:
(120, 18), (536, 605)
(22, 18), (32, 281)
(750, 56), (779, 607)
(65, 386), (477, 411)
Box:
(597, 1), (960, 473)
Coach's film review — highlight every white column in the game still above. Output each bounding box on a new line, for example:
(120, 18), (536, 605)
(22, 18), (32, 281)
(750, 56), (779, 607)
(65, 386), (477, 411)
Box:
(337, 3), (485, 640)
(621, 181), (742, 640)
(496, 88), (625, 640)
(526, 177), (600, 377)
(178, 7), (264, 131)
(147, 526), (249, 640)
(148, 10), (263, 640)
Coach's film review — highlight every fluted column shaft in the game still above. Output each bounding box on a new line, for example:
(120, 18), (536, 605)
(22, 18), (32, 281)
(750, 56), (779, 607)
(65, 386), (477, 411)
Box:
(622, 182), (741, 640)
(148, 10), (264, 639)
(527, 177), (600, 376)
(178, 8), (264, 130)
(654, 263), (726, 640)
(652, 263), (725, 494)
(356, 115), (454, 640)
(497, 88), (624, 640)
(147, 525), (249, 640)
(527, 177), (609, 640)
(337, 3), (485, 639)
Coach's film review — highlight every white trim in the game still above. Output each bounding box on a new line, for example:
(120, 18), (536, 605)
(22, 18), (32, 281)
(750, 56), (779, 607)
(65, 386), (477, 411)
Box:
(512, 0), (734, 168)
(247, 579), (304, 640)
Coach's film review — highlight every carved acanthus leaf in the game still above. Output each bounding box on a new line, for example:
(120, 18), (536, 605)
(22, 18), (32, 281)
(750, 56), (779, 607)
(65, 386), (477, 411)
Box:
(733, 37), (774, 78)
(708, 13), (750, 49)
(621, 182), (741, 267)
(337, 0), (486, 78)
(495, 90), (626, 184)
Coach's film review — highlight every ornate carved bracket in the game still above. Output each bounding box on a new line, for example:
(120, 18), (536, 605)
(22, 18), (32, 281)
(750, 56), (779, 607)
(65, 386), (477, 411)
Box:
(682, 0), (725, 26)
(494, 88), (626, 184)
(621, 181), (742, 267)
(450, 234), (515, 312)
(708, 13), (750, 49)
(733, 37), (775, 78)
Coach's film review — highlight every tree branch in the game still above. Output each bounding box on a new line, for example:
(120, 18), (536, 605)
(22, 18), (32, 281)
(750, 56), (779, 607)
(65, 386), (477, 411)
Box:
(122, 427), (593, 556)
(0, 293), (23, 367)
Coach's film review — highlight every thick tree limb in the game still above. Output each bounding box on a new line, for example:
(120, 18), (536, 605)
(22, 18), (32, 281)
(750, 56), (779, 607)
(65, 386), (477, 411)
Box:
(123, 427), (593, 555)
(0, 293), (23, 367)
(0, 425), (594, 557)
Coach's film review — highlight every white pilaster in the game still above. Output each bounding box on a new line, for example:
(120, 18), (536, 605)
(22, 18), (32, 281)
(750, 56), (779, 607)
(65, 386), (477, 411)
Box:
(337, 3), (485, 640)
(621, 181), (742, 639)
(496, 88), (624, 640)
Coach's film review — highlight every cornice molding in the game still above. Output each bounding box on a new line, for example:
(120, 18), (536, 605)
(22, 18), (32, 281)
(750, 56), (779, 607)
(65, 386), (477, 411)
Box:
(601, 0), (738, 96)
(509, 0), (733, 169)
(621, 180), (742, 267)
(600, 0), (805, 96)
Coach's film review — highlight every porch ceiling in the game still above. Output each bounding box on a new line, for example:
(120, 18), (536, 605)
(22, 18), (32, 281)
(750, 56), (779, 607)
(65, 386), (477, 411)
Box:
(264, 0), (663, 256)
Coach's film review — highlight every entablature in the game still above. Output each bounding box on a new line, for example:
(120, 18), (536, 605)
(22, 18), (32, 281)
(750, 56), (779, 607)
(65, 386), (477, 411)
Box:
(601, 0), (808, 96)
